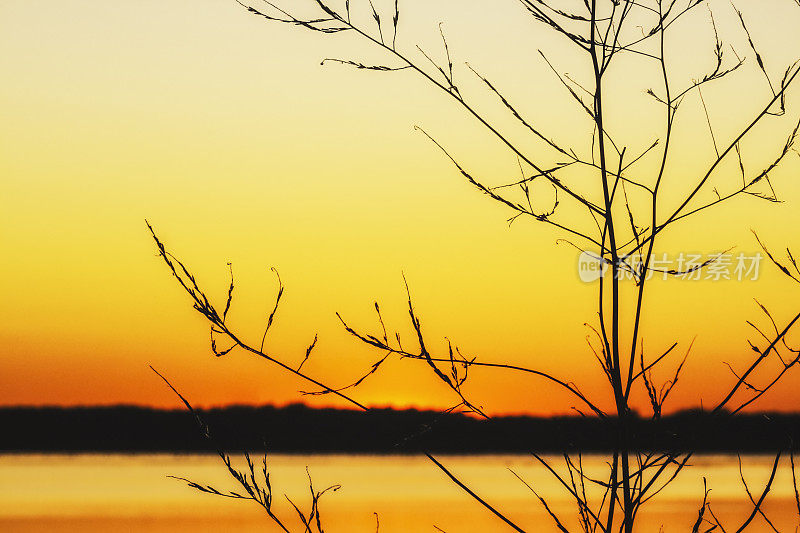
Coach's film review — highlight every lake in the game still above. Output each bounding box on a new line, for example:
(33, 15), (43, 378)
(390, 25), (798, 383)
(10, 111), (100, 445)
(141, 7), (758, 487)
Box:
(0, 454), (796, 531)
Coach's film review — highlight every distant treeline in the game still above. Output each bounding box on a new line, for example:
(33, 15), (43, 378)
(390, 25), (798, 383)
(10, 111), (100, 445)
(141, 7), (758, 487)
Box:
(1, 405), (798, 453)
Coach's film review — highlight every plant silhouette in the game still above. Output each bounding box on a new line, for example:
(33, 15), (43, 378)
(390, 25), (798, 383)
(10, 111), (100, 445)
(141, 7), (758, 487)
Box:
(150, 0), (800, 530)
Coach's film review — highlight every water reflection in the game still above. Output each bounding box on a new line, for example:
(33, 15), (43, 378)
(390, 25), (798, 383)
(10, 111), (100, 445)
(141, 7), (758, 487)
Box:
(0, 454), (795, 531)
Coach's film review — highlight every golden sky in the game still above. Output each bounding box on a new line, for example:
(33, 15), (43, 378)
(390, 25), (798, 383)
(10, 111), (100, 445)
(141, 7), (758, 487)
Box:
(2, 0), (800, 415)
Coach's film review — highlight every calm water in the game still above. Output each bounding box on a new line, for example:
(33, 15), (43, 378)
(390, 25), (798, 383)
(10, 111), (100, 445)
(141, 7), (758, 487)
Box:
(0, 454), (797, 531)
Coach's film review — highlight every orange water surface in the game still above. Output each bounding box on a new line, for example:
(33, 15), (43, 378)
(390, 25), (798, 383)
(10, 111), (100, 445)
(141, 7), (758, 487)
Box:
(0, 454), (797, 532)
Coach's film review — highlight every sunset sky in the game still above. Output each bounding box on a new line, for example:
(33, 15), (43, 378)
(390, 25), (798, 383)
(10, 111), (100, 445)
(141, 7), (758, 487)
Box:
(2, 0), (800, 415)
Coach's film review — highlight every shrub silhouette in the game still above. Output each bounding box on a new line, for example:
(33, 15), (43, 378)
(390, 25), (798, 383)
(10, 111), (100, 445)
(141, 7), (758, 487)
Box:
(150, 0), (800, 530)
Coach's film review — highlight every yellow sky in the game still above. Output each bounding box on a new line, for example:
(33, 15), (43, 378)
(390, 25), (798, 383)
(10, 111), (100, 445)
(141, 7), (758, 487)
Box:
(2, 0), (800, 415)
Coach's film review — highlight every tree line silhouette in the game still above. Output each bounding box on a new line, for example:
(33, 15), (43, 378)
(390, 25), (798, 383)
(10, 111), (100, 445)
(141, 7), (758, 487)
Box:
(3, 405), (799, 453)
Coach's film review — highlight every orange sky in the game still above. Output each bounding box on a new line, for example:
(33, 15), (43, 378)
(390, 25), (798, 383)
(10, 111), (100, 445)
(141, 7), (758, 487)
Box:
(2, 0), (800, 416)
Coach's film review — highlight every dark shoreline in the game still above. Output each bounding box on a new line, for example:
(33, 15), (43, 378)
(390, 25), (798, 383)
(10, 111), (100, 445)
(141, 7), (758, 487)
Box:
(2, 405), (798, 454)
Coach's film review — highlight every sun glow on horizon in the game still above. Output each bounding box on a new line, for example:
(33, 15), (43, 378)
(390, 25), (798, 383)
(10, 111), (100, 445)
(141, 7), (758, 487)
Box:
(2, 0), (800, 417)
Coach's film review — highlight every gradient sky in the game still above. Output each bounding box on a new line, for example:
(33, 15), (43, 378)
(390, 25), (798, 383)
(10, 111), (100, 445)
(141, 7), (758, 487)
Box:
(2, 0), (800, 415)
